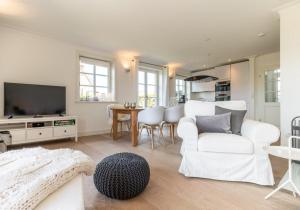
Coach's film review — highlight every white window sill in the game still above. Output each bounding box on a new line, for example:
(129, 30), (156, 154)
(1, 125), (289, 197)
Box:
(75, 100), (117, 104)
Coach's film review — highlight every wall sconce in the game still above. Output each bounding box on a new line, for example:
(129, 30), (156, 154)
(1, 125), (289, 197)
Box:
(124, 59), (134, 73)
(124, 63), (130, 72)
(169, 68), (175, 79)
(124, 66), (130, 72)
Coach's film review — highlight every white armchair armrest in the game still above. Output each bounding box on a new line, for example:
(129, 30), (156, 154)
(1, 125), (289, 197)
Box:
(241, 119), (280, 146)
(177, 117), (198, 152)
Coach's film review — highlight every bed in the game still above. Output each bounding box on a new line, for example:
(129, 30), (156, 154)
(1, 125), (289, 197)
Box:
(0, 147), (94, 210)
(35, 175), (84, 210)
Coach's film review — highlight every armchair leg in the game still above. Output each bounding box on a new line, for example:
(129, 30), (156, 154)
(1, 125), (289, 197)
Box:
(110, 126), (113, 136)
(159, 126), (164, 138)
(170, 124), (175, 144)
(120, 122), (123, 135)
(150, 126), (155, 149)
(126, 122), (130, 131)
(139, 124), (144, 137)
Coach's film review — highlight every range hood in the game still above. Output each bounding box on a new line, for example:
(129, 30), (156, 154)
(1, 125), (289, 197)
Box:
(184, 75), (218, 82)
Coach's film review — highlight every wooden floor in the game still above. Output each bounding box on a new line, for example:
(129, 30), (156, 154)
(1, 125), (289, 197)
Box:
(19, 132), (300, 210)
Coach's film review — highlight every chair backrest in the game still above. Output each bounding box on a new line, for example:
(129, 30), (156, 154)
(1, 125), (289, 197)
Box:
(107, 104), (125, 119)
(184, 100), (247, 119)
(138, 106), (165, 125)
(164, 104), (184, 123)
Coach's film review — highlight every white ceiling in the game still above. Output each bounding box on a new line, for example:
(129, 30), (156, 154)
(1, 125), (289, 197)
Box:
(0, 0), (292, 72)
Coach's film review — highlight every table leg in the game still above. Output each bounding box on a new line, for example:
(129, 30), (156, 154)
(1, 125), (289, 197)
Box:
(131, 111), (138, 146)
(112, 109), (118, 140)
(265, 180), (289, 199)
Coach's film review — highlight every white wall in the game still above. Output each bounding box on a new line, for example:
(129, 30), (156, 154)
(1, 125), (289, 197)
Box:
(231, 61), (252, 118)
(0, 26), (136, 136)
(279, 2), (300, 145)
(254, 52), (280, 127)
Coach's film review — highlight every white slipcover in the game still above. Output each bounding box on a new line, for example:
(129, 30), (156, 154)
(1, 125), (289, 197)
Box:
(197, 133), (253, 154)
(177, 100), (280, 185)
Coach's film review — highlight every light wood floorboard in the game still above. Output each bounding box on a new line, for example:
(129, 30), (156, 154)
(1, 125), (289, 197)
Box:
(15, 132), (300, 210)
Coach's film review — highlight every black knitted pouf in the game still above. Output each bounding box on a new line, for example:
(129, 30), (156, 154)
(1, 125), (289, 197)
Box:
(93, 152), (150, 200)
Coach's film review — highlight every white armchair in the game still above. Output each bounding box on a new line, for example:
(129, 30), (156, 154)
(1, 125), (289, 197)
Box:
(177, 100), (280, 185)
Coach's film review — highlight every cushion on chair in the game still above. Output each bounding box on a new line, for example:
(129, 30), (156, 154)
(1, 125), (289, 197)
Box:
(195, 113), (231, 134)
(215, 106), (247, 135)
(184, 100), (247, 119)
(197, 133), (253, 154)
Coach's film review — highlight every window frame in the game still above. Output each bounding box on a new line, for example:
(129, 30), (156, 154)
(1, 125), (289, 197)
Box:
(264, 68), (280, 103)
(78, 55), (114, 102)
(175, 77), (186, 100)
(138, 67), (160, 108)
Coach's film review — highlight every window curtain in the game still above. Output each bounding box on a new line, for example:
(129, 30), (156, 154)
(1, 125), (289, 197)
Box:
(131, 57), (139, 101)
(159, 66), (169, 107)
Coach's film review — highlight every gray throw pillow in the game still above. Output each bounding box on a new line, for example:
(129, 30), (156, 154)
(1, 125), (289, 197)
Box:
(195, 113), (231, 134)
(215, 106), (247, 135)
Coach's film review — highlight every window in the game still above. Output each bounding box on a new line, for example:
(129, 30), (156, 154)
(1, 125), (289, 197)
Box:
(176, 78), (186, 100)
(79, 56), (113, 101)
(138, 69), (159, 107)
(265, 69), (280, 103)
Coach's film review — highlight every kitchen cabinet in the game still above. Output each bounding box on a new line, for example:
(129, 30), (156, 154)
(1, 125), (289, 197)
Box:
(191, 81), (215, 93)
(214, 65), (231, 81)
(192, 69), (216, 77)
(231, 61), (251, 113)
(192, 65), (230, 81)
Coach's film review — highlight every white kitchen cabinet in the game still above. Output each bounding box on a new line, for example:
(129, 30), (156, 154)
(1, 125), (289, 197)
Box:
(192, 68), (217, 77)
(231, 61), (251, 115)
(192, 65), (230, 81)
(191, 82), (199, 92)
(214, 65), (231, 81)
(191, 81), (215, 92)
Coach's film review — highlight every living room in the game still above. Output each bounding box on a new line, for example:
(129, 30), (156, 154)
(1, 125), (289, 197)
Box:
(1, 0), (300, 209)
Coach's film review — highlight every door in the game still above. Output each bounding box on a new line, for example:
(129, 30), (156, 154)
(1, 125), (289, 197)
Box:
(263, 69), (280, 127)
(138, 69), (159, 107)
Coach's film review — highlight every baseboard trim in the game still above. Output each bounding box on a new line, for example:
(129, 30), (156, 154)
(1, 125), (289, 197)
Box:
(78, 129), (110, 137)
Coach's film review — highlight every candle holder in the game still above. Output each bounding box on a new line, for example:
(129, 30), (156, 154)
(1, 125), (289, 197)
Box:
(124, 102), (130, 109)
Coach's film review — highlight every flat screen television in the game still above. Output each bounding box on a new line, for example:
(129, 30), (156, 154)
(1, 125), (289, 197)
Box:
(4, 82), (66, 116)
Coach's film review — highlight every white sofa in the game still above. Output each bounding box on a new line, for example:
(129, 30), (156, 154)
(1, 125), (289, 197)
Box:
(177, 100), (280, 185)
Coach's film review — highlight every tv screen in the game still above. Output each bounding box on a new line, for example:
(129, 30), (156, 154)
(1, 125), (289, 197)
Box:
(4, 83), (66, 116)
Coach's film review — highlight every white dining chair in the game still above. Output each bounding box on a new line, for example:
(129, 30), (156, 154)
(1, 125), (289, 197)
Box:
(107, 104), (131, 136)
(138, 106), (165, 149)
(162, 104), (184, 144)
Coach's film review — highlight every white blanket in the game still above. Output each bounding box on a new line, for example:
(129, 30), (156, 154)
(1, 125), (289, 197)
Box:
(0, 147), (95, 210)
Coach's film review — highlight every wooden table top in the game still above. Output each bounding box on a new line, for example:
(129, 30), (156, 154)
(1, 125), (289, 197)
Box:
(110, 107), (144, 111)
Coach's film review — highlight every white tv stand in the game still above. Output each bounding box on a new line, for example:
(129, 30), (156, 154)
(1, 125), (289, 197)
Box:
(0, 116), (78, 145)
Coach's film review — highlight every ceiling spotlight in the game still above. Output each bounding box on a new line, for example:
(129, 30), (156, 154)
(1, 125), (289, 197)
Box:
(228, 58), (232, 62)
(203, 64), (207, 68)
(257, 32), (265, 37)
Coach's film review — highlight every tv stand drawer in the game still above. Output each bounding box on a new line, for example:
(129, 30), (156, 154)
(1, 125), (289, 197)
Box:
(54, 126), (76, 137)
(27, 128), (53, 140)
(10, 130), (26, 144)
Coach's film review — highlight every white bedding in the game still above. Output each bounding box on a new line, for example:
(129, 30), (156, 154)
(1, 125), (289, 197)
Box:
(35, 175), (84, 210)
(0, 147), (95, 210)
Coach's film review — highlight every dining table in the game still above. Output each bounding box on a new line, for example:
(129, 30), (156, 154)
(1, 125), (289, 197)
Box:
(111, 107), (144, 146)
